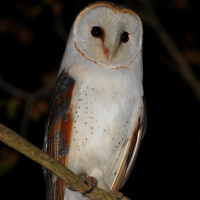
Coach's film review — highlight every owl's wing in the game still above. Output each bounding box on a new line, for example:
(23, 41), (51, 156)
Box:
(43, 70), (76, 200)
(108, 97), (147, 191)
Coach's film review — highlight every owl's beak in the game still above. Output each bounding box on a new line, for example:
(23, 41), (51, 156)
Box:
(105, 42), (118, 63)
(108, 54), (112, 62)
(104, 36), (119, 63)
(103, 46), (114, 63)
(104, 47), (115, 63)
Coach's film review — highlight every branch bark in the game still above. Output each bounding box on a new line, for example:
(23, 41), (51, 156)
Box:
(0, 123), (117, 200)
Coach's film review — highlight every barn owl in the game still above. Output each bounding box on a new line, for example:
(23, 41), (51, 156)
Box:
(43, 1), (146, 200)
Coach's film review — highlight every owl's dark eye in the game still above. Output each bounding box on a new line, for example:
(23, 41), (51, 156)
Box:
(121, 32), (129, 43)
(91, 26), (103, 38)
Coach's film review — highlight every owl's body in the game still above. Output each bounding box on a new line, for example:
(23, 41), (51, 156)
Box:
(43, 2), (146, 200)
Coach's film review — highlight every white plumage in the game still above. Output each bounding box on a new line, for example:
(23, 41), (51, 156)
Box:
(43, 2), (146, 200)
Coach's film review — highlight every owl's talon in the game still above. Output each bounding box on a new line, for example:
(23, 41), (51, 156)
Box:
(79, 172), (88, 186)
(79, 172), (98, 195)
(83, 184), (96, 195)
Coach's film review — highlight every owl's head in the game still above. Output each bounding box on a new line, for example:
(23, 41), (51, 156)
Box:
(73, 2), (143, 69)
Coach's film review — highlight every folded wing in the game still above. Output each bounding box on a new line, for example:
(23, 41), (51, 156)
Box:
(108, 97), (147, 191)
(43, 70), (76, 200)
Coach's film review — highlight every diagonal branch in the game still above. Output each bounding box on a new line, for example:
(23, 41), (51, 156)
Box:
(0, 123), (117, 200)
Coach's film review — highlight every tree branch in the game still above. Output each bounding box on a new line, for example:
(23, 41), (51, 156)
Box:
(0, 123), (117, 200)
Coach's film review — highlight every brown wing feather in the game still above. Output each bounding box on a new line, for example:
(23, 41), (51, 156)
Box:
(44, 70), (76, 200)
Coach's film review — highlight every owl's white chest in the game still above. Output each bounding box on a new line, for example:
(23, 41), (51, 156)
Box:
(67, 67), (141, 185)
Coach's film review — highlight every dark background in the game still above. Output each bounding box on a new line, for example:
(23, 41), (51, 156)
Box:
(0, 0), (199, 199)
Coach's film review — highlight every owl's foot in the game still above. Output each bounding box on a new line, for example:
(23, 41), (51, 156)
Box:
(111, 191), (131, 200)
(79, 172), (98, 195)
